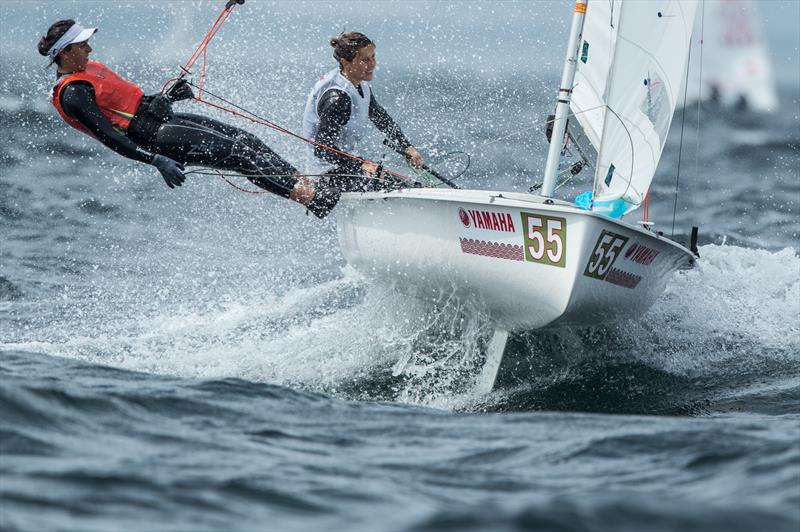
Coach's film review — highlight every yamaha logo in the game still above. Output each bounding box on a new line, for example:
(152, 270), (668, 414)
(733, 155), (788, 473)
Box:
(461, 208), (516, 233)
(459, 207), (470, 227)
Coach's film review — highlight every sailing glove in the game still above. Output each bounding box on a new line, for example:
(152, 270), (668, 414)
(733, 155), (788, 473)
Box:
(152, 154), (185, 189)
(166, 79), (194, 103)
(147, 94), (174, 122)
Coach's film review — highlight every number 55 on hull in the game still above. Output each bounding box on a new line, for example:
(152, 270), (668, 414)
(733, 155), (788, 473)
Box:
(335, 188), (695, 333)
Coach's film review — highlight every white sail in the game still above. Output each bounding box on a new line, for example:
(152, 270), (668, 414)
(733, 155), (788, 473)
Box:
(570, 0), (698, 214)
(685, 0), (778, 112)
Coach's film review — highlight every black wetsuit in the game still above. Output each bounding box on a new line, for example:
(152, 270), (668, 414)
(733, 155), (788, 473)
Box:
(313, 87), (411, 175)
(58, 81), (297, 197)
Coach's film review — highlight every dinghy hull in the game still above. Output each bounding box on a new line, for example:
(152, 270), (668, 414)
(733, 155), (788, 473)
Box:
(336, 188), (695, 332)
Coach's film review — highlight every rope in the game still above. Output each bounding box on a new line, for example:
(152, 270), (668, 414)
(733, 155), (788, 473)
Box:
(167, 0), (469, 195)
(418, 151), (470, 180)
(183, 169), (413, 194)
(184, 81), (421, 186)
(161, 0), (240, 95)
(181, 1), (240, 97)
(214, 170), (271, 194)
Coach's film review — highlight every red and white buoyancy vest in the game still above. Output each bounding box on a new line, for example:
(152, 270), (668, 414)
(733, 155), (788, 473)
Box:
(52, 60), (144, 136)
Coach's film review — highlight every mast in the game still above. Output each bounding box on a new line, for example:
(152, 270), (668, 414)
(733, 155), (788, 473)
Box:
(541, 0), (589, 198)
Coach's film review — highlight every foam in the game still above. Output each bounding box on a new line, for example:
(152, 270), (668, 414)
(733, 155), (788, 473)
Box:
(4, 244), (798, 411)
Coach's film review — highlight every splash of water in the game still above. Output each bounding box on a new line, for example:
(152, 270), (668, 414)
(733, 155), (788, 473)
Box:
(5, 243), (797, 412)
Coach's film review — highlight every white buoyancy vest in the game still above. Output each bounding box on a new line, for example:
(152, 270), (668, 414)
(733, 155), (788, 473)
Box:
(302, 68), (372, 173)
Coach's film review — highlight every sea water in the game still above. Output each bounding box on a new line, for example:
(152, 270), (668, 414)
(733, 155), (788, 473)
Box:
(2, 2), (799, 530)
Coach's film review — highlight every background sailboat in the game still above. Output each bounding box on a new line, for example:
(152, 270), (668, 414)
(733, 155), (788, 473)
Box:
(683, 0), (778, 112)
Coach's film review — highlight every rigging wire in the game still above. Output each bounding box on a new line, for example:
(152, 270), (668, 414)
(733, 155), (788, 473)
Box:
(671, 90), (691, 238)
(475, 105), (604, 156)
(671, 4), (700, 239)
(692, 1), (706, 223)
(528, 162), (585, 193)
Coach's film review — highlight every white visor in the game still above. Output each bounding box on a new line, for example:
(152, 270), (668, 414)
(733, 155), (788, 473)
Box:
(47, 23), (97, 66)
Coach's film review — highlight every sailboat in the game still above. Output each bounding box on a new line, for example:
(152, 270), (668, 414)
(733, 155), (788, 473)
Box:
(684, 0), (778, 112)
(335, 0), (700, 391)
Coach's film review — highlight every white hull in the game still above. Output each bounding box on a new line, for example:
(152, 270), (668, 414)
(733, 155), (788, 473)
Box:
(336, 188), (695, 332)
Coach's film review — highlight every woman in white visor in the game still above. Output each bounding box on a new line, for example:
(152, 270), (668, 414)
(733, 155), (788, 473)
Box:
(38, 19), (364, 218)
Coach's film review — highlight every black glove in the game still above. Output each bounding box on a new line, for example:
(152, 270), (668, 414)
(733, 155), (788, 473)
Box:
(152, 154), (185, 189)
(147, 94), (173, 122)
(166, 79), (194, 103)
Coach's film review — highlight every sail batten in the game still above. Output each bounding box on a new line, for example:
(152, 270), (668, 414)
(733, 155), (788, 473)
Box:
(570, 0), (698, 215)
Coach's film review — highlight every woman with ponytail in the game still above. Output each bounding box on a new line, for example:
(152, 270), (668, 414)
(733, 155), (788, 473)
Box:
(302, 32), (423, 183)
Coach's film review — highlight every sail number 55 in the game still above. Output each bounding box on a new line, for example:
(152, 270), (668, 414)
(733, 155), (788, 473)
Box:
(584, 230), (629, 280)
(521, 213), (567, 268)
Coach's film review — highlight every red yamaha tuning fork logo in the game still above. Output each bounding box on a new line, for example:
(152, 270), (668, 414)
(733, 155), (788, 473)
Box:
(459, 207), (470, 227)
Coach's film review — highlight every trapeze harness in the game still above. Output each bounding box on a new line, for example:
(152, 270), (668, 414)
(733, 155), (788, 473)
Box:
(51, 60), (298, 197)
(302, 68), (412, 175)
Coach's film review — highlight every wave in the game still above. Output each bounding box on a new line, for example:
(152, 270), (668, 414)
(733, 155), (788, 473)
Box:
(2, 350), (797, 532)
(487, 245), (800, 413)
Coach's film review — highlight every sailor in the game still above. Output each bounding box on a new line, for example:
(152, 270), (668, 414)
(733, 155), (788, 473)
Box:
(38, 19), (346, 218)
(302, 32), (423, 186)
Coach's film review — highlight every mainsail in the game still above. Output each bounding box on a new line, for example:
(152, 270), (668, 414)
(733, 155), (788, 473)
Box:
(569, 0), (699, 214)
(684, 0), (778, 112)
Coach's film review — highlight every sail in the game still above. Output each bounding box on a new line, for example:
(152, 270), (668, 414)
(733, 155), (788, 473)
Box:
(684, 0), (778, 112)
(570, 0), (698, 213)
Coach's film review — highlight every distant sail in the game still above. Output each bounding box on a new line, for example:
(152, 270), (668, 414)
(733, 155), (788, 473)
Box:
(570, 0), (698, 214)
(685, 0), (778, 112)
